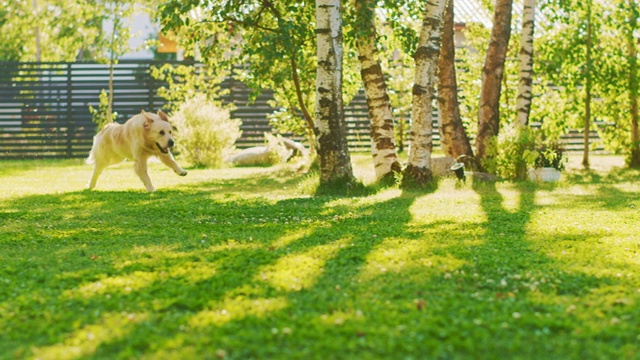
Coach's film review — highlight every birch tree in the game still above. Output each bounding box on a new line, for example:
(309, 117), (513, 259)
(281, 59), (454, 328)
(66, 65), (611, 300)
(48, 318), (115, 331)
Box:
(354, 0), (401, 181)
(315, 0), (355, 186)
(516, 0), (535, 127)
(475, 0), (513, 168)
(437, 0), (474, 164)
(402, 0), (448, 187)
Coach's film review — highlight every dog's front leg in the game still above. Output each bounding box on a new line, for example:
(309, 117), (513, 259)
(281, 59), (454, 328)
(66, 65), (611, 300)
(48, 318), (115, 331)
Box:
(134, 157), (155, 192)
(158, 152), (188, 176)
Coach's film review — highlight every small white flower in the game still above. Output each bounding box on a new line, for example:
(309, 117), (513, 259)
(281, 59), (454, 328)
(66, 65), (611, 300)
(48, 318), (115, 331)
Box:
(512, 312), (522, 319)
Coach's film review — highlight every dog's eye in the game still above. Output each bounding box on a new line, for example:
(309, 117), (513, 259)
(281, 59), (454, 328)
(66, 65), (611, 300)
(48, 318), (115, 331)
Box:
(159, 130), (165, 136)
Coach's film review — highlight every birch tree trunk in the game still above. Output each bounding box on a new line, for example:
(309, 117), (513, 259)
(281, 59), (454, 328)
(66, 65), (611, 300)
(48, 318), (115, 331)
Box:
(355, 0), (401, 181)
(475, 0), (513, 168)
(516, 0), (535, 127)
(403, 0), (448, 186)
(437, 0), (474, 164)
(315, 0), (354, 185)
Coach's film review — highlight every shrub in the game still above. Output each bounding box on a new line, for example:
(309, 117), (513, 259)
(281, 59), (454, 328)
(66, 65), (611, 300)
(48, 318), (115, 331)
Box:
(484, 125), (536, 181)
(485, 126), (568, 180)
(171, 95), (242, 168)
(88, 89), (117, 132)
(528, 141), (566, 171)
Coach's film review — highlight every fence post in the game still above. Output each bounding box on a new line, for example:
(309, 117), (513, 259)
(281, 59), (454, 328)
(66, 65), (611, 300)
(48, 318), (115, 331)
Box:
(66, 63), (73, 157)
(148, 62), (155, 111)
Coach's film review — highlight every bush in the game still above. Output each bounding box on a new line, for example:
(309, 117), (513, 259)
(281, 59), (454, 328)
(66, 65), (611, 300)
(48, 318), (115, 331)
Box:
(528, 141), (566, 171)
(172, 95), (242, 168)
(484, 125), (536, 181)
(485, 126), (567, 180)
(88, 89), (116, 132)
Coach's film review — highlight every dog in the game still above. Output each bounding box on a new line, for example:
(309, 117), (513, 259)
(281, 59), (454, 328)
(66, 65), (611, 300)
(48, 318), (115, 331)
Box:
(87, 110), (187, 192)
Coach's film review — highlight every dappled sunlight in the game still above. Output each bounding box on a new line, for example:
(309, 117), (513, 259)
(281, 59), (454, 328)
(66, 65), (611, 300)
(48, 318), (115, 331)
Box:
(495, 184), (527, 212)
(524, 282), (639, 345)
(408, 187), (485, 224)
(30, 312), (148, 360)
(188, 296), (288, 328)
(322, 188), (402, 209)
(68, 256), (220, 300)
(3, 155), (640, 358)
(357, 236), (470, 283)
(271, 227), (317, 249)
(166, 261), (218, 283)
(66, 271), (159, 299)
(316, 309), (366, 327)
(258, 238), (352, 291)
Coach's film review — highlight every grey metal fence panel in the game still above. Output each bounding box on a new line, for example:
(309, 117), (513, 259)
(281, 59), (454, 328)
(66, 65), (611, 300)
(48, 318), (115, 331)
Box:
(0, 60), (389, 159)
(0, 60), (602, 160)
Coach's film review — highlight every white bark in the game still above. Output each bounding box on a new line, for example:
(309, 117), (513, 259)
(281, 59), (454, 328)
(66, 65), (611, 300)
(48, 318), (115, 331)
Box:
(315, 0), (353, 183)
(405, 0), (448, 183)
(355, 0), (399, 180)
(516, 0), (535, 127)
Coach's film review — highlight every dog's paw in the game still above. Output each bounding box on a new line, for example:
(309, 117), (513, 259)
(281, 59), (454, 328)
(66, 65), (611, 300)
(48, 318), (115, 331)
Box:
(178, 170), (188, 176)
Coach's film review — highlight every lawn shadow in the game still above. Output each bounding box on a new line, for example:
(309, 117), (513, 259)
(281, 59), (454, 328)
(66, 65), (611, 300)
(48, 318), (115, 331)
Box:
(450, 180), (638, 357)
(1, 172), (427, 358)
(3, 169), (639, 358)
(84, 192), (426, 358)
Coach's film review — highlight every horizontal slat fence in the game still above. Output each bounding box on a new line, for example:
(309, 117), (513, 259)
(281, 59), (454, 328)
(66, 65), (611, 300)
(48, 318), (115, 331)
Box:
(0, 60), (389, 159)
(0, 60), (603, 160)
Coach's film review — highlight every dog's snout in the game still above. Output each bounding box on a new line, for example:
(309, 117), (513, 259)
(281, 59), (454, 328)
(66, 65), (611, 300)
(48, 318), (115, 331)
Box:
(168, 139), (175, 148)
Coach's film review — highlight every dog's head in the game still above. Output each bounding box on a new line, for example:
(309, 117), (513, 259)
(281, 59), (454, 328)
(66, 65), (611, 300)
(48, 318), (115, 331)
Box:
(142, 110), (175, 154)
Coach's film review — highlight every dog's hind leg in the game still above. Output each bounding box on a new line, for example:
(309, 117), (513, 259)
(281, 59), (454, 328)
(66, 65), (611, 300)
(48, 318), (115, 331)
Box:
(88, 163), (107, 190)
(157, 153), (188, 176)
(134, 158), (155, 192)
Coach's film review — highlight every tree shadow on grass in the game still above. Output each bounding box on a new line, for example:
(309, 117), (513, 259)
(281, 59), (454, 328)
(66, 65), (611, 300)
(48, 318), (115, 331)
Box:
(0, 171), (426, 358)
(563, 166), (640, 185)
(2, 174), (639, 359)
(0, 172), (321, 356)
(85, 192), (429, 358)
(449, 180), (639, 358)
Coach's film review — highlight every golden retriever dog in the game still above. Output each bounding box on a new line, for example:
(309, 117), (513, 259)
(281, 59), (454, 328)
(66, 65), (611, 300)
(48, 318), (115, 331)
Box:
(87, 110), (187, 192)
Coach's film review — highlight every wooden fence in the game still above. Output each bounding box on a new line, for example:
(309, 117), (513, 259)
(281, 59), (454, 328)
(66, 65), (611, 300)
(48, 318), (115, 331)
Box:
(0, 60), (602, 160)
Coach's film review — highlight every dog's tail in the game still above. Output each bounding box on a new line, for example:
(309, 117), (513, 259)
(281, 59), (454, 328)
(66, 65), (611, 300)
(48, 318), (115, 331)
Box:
(85, 134), (98, 165)
(85, 150), (95, 165)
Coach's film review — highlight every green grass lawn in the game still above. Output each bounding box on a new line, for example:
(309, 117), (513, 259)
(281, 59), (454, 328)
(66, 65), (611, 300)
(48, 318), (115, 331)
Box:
(1, 154), (639, 359)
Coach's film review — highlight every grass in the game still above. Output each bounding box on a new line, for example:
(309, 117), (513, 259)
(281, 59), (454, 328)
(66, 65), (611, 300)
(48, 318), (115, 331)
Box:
(1, 154), (639, 359)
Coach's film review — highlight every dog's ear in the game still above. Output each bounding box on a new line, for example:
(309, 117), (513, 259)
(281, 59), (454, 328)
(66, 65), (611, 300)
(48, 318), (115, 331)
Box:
(158, 110), (170, 122)
(142, 110), (154, 130)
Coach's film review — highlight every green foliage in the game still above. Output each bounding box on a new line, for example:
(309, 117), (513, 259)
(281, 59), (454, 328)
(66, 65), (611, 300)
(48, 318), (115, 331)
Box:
(530, 141), (566, 171)
(150, 63), (228, 112)
(484, 126), (533, 180)
(171, 95), (241, 168)
(535, 0), (610, 136)
(2, 155), (640, 358)
(88, 89), (117, 131)
(455, 23), (491, 134)
(268, 109), (308, 138)
(157, 0), (362, 143)
(483, 126), (566, 180)
(0, 0), (147, 62)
